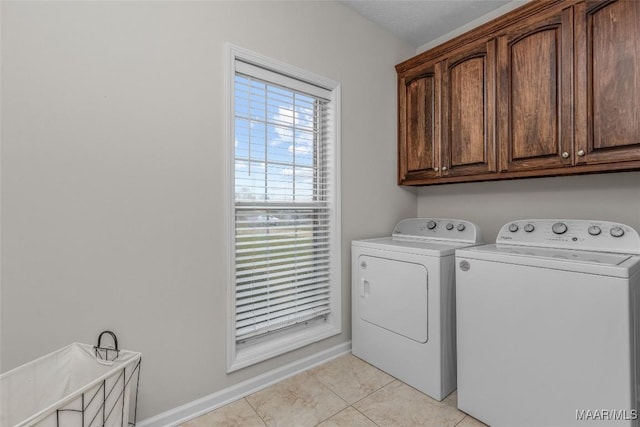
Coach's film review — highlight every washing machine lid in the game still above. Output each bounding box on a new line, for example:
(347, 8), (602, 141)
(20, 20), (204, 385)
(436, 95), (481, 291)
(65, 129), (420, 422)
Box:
(456, 219), (640, 278)
(456, 244), (640, 278)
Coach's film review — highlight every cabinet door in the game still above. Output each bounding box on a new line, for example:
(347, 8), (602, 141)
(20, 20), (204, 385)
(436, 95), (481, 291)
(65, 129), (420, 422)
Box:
(575, 0), (640, 165)
(441, 40), (497, 177)
(497, 7), (574, 172)
(398, 63), (441, 183)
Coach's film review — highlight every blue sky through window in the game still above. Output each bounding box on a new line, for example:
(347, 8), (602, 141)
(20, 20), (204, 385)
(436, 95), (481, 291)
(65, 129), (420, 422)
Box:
(234, 74), (319, 203)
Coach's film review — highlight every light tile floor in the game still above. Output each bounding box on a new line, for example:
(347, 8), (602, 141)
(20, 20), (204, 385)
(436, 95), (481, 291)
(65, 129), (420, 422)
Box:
(180, 353), (488, 427)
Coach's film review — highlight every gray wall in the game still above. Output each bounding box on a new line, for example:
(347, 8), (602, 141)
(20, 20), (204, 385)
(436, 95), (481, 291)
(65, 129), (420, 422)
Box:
(417, 172), (640, 242)
(0, 1), (416, 418)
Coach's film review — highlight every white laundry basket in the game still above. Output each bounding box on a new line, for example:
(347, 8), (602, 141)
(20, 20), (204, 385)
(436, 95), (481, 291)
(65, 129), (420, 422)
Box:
(1, 332), (141, 427)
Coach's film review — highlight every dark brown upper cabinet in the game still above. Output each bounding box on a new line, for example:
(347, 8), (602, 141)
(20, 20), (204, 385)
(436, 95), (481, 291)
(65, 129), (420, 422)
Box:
(441, 39), (497, 177)
(575, 0), (640, 165)
(396, 0), (640, 185)
(497, 7), (573, 172)
(398, 61), (441, 184)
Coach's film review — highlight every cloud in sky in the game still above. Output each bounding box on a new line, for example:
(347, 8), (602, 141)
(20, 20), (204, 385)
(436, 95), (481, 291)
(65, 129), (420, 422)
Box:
(234, 77), (318, 202)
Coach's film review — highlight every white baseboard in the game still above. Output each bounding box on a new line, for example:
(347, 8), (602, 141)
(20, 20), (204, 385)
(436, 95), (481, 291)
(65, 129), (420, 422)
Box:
(137, 341), (352, 427)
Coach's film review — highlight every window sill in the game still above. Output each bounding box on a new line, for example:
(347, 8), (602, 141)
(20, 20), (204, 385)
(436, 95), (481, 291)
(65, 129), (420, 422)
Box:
(227, 321), (341, 373)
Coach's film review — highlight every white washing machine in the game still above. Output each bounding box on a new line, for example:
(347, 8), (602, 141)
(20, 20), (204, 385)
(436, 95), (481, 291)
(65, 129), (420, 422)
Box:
(352, 218), (482, 401)
(456, 219), (640, 427)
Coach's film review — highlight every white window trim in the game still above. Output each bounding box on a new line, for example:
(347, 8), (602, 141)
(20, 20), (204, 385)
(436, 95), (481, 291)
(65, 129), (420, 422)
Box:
(225, 44), (341, 373)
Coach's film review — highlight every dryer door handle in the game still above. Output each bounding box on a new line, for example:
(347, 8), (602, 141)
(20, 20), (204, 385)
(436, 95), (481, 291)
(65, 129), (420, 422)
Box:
(361, 279), (370, 297)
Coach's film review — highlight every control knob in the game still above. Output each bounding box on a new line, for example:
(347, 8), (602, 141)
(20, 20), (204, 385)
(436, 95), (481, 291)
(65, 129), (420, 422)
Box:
(610, 227), (625, 238)
(508, 223), (519, 233)
(588, 225), (601, 236)
(426, 220), (437, 230)
(524, 224), (535, 233)
(446, 223), (454, 230)
(457, 223), (466, 232)
(552, 222), (568, 235)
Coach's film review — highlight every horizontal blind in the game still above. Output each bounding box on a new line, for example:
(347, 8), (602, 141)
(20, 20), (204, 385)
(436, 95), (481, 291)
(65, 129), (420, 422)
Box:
(234, 62), (333, 343)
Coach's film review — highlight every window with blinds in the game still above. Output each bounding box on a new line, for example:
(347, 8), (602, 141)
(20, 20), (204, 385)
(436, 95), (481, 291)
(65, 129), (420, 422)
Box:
(230, 53), (340, 365)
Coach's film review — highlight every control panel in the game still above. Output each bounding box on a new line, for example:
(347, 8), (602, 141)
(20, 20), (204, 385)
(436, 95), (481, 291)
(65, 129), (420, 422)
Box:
(496, 219), (640, 254)
(392, 218), (482, 243)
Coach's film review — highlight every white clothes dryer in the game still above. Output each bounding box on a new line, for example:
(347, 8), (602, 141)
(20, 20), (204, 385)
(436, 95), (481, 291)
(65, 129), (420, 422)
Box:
(456, 219), (640, 427)
(352, 218), (482, 401)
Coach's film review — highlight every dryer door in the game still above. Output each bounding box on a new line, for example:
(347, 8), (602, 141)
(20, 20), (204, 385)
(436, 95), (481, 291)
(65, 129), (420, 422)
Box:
(357, 255), (428, 343)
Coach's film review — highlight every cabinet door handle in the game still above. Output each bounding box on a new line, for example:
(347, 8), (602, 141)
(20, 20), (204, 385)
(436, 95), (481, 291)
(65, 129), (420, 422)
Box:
(561, 152), (569, 158)
(442, 166), (448, 171)
(434, 167), (439, 172)
(577, 150), (586, 157)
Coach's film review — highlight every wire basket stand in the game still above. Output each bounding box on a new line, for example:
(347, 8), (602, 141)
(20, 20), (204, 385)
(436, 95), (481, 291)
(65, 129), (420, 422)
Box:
(55, 331), (142, 427)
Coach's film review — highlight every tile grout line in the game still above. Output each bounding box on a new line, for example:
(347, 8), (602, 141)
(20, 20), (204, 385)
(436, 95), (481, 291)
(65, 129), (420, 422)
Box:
(311, 405), (382, 427)
(306, 354), (389, 426)
(305, 363), (353, 408)
(347, 379), (399, 426)
(312, 378), (351, 423)
(351, 405), (382, 427)
(308, 358), (395, 413)
(351, 378), (399, 407)
(312, 406), (350, 426)
(308, 373), (351, 406)
(243, 397), (268, 427)
(455, 415), (469, 426)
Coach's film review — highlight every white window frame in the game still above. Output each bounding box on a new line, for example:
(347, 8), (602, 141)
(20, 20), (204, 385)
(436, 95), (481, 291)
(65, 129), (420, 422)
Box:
(225, 44), (341, 372)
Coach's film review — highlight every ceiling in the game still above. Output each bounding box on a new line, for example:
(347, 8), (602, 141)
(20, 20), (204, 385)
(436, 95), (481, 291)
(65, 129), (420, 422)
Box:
(340, 0), (518, 48)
